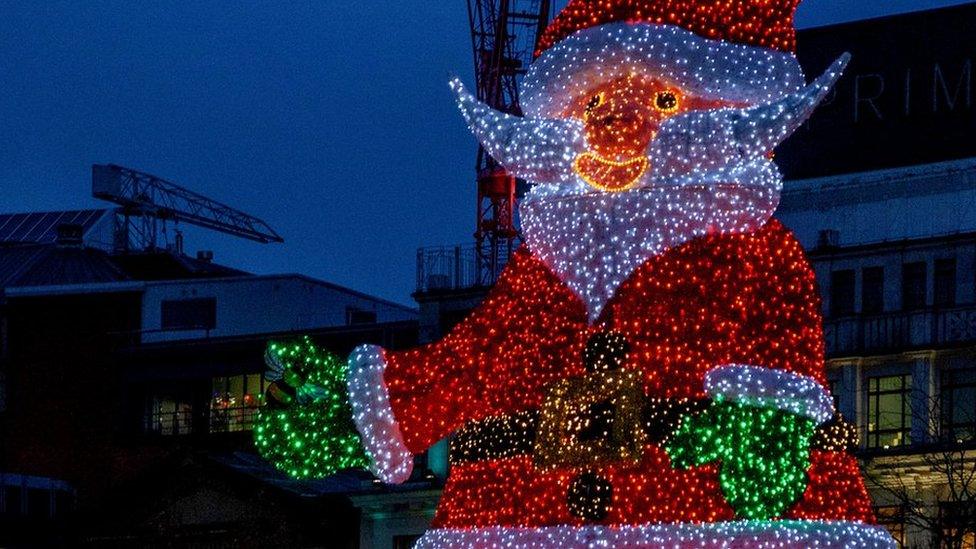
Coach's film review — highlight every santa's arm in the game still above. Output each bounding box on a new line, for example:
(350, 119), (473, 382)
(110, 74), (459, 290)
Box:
(347, 248), (585, 483)
(666, 221), (836, 519)
(346, 344), (414, 483)
(699, 219), (836, 418)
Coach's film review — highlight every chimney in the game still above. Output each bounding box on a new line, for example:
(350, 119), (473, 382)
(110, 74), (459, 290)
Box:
(56, 224), (84, 247)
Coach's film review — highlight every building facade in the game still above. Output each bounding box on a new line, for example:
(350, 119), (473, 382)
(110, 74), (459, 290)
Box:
(777, 159), (976, 548)
(0, 211), (436, 547)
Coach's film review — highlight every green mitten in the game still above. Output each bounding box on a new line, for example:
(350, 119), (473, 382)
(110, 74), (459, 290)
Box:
(253, 336), (369, 479)
(666, 400), (817, 520)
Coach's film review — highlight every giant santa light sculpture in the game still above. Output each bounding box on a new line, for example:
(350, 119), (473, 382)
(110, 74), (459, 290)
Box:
(254, 0), (898, 547)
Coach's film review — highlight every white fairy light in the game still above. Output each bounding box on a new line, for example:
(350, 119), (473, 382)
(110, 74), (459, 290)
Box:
(521, 22), (807, 119)
(705, 364), (836, 424)
(347, 345), (413, 484)
(414, 520), (896, 548)
(451, 27), (848, 320)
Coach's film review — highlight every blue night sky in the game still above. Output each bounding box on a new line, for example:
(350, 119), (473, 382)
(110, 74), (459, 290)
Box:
(0, 0), (972, 307)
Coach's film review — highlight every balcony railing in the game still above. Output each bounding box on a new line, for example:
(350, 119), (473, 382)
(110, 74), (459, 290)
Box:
(209, 406), (261, 433)
(146, 410), (194, 436)
(416, 243), (510, 293)
(824, 305), (976, 357)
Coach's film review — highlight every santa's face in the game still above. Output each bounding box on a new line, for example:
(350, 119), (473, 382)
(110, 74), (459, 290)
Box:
(568, 76), (732, 191)
(451, 23), (847, 208)
(450, 22), (848, 320)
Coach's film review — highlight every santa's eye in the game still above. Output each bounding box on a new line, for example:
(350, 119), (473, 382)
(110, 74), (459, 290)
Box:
(584, 93), (604, 117)
(654, 90), (680, 114)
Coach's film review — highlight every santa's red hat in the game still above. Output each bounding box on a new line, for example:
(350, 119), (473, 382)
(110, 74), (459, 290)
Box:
(521, 0), (806, 119)
(537, 0), (802, 55)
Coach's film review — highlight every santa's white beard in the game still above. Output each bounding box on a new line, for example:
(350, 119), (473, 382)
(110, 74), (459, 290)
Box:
(520, 159), (781, 323)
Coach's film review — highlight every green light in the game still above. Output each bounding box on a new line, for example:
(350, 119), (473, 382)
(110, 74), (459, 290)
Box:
(253, 336), (368, 479)
(666, 401), (816, 520)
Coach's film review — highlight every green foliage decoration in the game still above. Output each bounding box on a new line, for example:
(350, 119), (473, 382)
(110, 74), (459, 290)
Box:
(253, 336), (368, 479)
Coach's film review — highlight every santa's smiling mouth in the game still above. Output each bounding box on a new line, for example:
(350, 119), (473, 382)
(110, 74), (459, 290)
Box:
(573, 151), (649, 192)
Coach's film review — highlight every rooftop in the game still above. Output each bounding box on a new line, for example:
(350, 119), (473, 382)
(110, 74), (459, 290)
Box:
(778, 157), (976, 250)
(0, 243), (247, 290)
(0, 209), (111, 245)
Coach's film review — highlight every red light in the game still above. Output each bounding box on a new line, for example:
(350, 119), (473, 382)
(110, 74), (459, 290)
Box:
(379, 220), (874, 528)
(536, 0), (801, 56)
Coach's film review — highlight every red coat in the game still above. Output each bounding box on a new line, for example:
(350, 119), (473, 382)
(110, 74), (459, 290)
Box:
(382, 219), (874, 528)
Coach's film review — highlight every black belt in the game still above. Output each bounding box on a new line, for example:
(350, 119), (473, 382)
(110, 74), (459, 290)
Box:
(449, 331), (856, 466)
(449, 399), (857, 465)
(449, 398), (711, 465)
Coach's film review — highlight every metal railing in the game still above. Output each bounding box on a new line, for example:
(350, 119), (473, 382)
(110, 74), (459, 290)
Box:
(146, 410), (194, 436)
(416, 243), (510, 293)
(824, 304), (976, 357)
(209, 406), (261, 433)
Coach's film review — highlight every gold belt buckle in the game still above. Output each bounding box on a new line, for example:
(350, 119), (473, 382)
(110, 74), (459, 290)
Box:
(534, 369), (646, 470)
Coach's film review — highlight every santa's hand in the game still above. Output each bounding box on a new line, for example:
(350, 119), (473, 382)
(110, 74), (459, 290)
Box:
(665, 400), (816, 520)
(253, 336), (369, 479)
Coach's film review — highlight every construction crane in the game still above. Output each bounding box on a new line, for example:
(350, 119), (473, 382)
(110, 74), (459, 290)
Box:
(466, 0), (553, 286)
(92, 164), (283, 253)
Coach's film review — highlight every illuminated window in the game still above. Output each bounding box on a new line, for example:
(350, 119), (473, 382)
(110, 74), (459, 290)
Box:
(873, 505), (905, 548)
(830, 269), (855, 317)
(940, 502), (976, 549)
(941, 367), (976, 442)
(210, 374), (266, 433)
(866, 374), (912, 448)
(934, 258), (957, 308)
(147, 397), (193, 436)
(862, 266), (885, 314)
(901, 262), (927, 310)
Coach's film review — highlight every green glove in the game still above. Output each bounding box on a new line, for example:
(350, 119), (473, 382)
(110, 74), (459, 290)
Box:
(253, 336), (369, 479)
(665, 400), (816, 520)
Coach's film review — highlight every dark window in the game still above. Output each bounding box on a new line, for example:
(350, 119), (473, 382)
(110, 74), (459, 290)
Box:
(874, 505), (906, 548)
(413, 451), (429, 471)
(901, 262), (927, 310)
(866, 374), (912, 448)
(3, 485), (22, 516)
(211, 373), (266, 433)
(934, 258), (957, 307)
(161, 298), (216, 330)
(830, 270), (856, 317)
(942, 367), (976, 442)
(828, 379), (842, 411)
(54, 490), (73, 519)
(862, 266), (885, 314)
(346, 307), (377, 325)
(439, 309), (471, 336)
(26, 488), (50, 519)
(393, 535), (422, 549)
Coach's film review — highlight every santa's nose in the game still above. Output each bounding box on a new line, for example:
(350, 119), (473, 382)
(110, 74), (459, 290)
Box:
(592, 111), (640, 127)
(585, 113), (657, 161)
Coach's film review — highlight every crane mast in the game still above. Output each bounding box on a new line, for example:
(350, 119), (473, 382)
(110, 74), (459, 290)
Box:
(466, 0), (552, 286)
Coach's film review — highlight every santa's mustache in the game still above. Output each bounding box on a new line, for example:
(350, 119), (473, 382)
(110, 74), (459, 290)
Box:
(450, 54), (849, 189)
